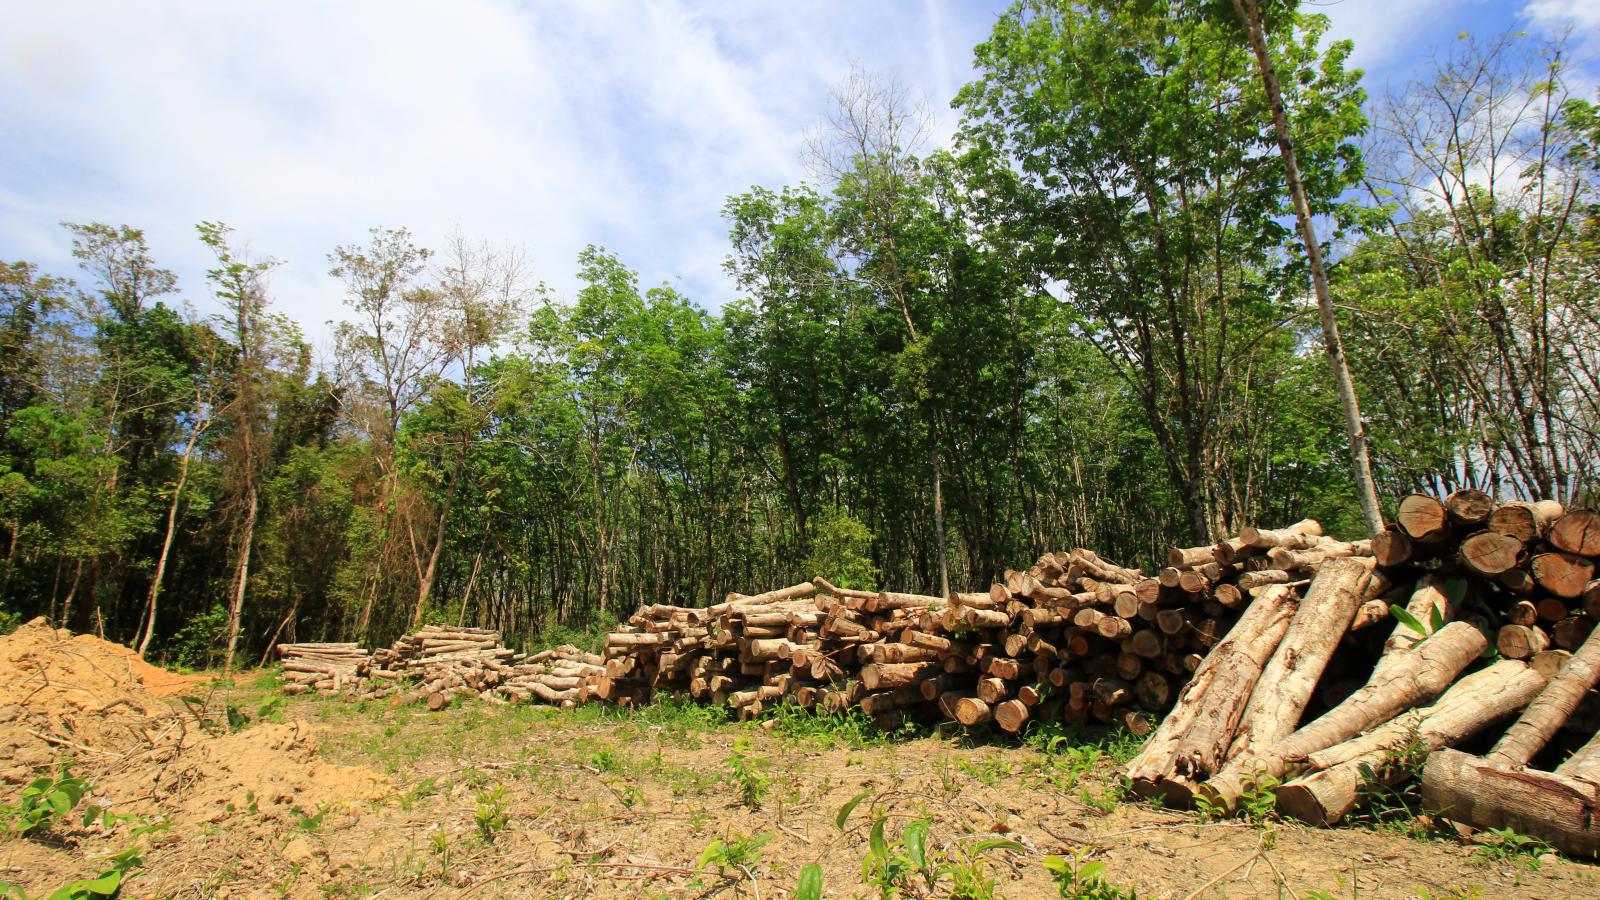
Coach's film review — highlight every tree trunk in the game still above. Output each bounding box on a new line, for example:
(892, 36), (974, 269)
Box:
(412, 451), (465, 630)
(1488, 625), (1600, 766)
(1422, 748), (1600, 858)
(137, 411), (205, 656)
(223, 485), (257, 677)
(1233, 0), (1384, 536)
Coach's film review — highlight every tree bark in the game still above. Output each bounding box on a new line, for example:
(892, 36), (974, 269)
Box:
(1488, 625), (1600, 766)
(1232, 0), (1383, 535)
(1422, 748), (1600, 858)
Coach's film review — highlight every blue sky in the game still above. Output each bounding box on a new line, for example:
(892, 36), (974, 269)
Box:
(2, 1), (1596, 353)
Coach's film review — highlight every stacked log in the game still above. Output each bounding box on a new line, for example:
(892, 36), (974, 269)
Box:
(277, 643), (370, 694)
(592, 524), (1366, 737)
(1121, 491), (1600, 858)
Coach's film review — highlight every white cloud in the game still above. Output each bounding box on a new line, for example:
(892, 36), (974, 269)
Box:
(0, 0), (997, 350)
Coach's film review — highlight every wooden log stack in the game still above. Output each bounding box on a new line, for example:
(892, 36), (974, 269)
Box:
(277, 643), (370, 694)
(1121, 490), (1600, 858)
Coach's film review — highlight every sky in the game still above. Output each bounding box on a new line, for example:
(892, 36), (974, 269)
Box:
(3, 0), (1597, 354)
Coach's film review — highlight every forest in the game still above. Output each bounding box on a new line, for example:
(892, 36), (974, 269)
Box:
(0, 0), (1595, 672)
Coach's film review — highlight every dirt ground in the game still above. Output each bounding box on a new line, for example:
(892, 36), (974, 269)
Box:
(4, 651), (1600, 899)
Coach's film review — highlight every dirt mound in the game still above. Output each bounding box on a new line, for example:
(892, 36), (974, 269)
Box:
(0, 617), (194, 784)
(105, 721), (388, 826)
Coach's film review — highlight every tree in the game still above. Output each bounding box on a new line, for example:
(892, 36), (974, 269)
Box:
(1229, 0), (1383, 534)
(956, 0), (1366, 541)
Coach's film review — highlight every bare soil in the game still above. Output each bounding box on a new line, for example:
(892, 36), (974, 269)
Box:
(3, 654), (1598, 899)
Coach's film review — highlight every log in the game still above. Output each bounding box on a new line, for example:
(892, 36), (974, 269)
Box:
(1489, 500), (1563, 542)
(1201, 621), (1486, 814)
(1459, 530), (1523, 577)
(1276, 660), (1547, 825)
(1124, 584), (1297, 804)
(1531, 551), (1595, 599)
(994, 699), (1030, 733)
(1241, 519), (1323, 549)
(726, 582), (815, 605)
(1396, 494), (1450, 544)
(1422, 748), (1600, 858)
(1488, 626), (1600, 766)
(1371, 528), (1413, 568)
(1549, 509), (1600, 557)
(812, 576), (877, 602)
(1223, 558), (1373, 764)
(1445, 488), (1495, 526)
(1498, 624), (1551, 660)
(954, 696), (993, 727)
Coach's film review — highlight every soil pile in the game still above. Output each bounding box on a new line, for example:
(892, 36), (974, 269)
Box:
(0, 617), (193, 783)
(105, 721), (389, 825)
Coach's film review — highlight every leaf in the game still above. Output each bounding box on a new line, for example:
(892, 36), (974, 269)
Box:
(904, 819), (929, 874)
(869, 817), (888, 858)
(1390, 604), (1427, 637)
(1429, 603), (1446, 633)
(835, 789), (872, 831)
(794, 863), (824, 900)
(1078, 861), (1106, 881)
(1041, 855), (1069, 875)
(697, 839), (725, 873)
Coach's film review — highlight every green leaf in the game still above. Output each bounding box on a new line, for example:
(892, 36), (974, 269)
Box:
(1390, 604), (1427, 637)
(904, 819), (929, 874)
(795, 863), (824, 900)
(1429, 603), (1446, 633)
(1041, 855), (1069, 875)
(869, 817), (888, 858)
(697, 839), (725, 873)
(1079, 861), (1106, 881)
(835, 789), (872, 831)
(969, 838), (1025, 854)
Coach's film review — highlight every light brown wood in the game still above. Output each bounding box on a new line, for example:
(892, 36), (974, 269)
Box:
(1489, 626), (1600, 766)
(1531, 551), (1595, 599)
(1459, 530), (1523, 576)
(1549, 509), (1600, 557)
(1396, 494), (1450, 544)
(1422, 748), (1600, 858)
(1445, 488), (1495, 525)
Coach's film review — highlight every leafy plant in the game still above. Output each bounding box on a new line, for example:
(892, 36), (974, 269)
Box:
(697, 832), (773, 877)
(289, 804), (327, 833)
(1472, 827), (1551, 869)
(1043, 849), (1137, 900)
(724, 738), (770, 809)
(5, 768), (90, 836)
(0, 847), (146, 900)
(474, 784), (509, 843)
(858, 814), (1022, 899)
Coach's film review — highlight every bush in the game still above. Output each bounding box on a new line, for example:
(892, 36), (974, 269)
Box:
(802, 508), (879, 590)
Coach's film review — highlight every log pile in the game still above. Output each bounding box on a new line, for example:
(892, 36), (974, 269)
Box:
(593, 521), (1370, 738)
(1122, 490), (1600, 857)
(277, 643), (370, 694)
(280, 627), (604, 710)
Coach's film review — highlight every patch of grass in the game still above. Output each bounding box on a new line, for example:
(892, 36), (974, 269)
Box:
(1471, 827), (1551, 870)
(764, 701), (891, 749)
(954, 756), (1015, 787)
(1043, 849), (1137, 899)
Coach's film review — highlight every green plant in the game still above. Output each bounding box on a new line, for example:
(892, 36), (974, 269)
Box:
(0, 847), (146, 900)
(857, 815), (1022, 899)
(1472, 827), (1551, 869)
(724, 738), (770, 809)
(290, 804), (328, 833)
(1043, 849), (1137, 899)
(1077, 779), (1127, 815)
(430, 826), (451, 879)
(696, 832), (773, 877)
(794, 863), (824, 900)
(473, 784), (509, 843)
(5, 768), (90, 836)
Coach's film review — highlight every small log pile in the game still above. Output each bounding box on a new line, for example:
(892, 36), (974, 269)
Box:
(593, 520), (1371, 738)
(280, 626), (605, 710)
(277, 643), (370, 694)
(1122, 490), (1600, 858)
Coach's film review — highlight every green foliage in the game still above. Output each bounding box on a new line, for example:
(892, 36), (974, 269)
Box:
(1472, 827), (1551, 869)
(857, 814), (1022, 899)
(160, 604), (228, 670)
(1043, 849), (1137, 900)
(723, 738), (770, 809)
(473, 784), (509, 843)
(5, 768), (89, 836)
(0, 847), (146, 900)
(696, 832), (772, 877)
(801, 508), (880, 591)
(794, 863), (824, 900)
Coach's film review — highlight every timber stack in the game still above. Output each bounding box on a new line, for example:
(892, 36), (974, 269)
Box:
(277, 642), (370, 694)
(595, 518), (1371, 738)
(1122, 490), (1600, 858)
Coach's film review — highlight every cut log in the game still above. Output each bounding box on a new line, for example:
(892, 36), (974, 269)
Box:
(1498, 624), (1551, 660)
(1488, 626), (1600, 767)
(1124, 584), (1298, 805)
(1371, 528), (1414, 568)
(1489, 500), (1563, 542)
(954, 696), (993, 727)
(1459, 531), (1523, 577)
(1531, 551), (1595, 599)
(1276, 660), (1547, 825)
(994, 699), (1030, 733)
(1396, 494), (1451, 544)
(1241, 519), (1323, 549)
(1549, 509), (1600, 557)
(1422, 748), (1600, 858)
(1445, 489), (1495, 526)
(860, 662), (937, 691)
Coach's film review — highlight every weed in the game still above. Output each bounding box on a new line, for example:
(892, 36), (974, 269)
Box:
(857, 814), (1022, 900)
(430, 826), (451, 879)
(1043, 849), (1138, 899)
(474, 785), (510, 843)
(290, 804), (328, 833)
(766, 702), (886, 749)
(724, 738), (771, 809)
(4, 768), (90, 836)
(0, 846), (145, 900)
(1471, 827), (1551, 869)
(697, 831), (773, 877)
(954, 756), (1014, 787)
(1078, 779), (1127, 815)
